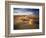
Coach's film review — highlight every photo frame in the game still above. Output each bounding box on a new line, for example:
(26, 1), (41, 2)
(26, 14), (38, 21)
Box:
(5, 1), (45, 37)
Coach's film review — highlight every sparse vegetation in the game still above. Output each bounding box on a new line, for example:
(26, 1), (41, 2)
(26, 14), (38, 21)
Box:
(14, 15), (39, 29)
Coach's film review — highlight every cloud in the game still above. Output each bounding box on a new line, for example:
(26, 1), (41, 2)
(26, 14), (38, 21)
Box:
(14, 8), (39, 15)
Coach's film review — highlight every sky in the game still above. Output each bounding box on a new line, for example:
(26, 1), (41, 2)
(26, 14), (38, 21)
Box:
(13, 8), (39, 16)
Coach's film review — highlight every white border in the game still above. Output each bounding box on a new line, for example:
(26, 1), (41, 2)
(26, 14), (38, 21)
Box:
(10, 5), (42, 33)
